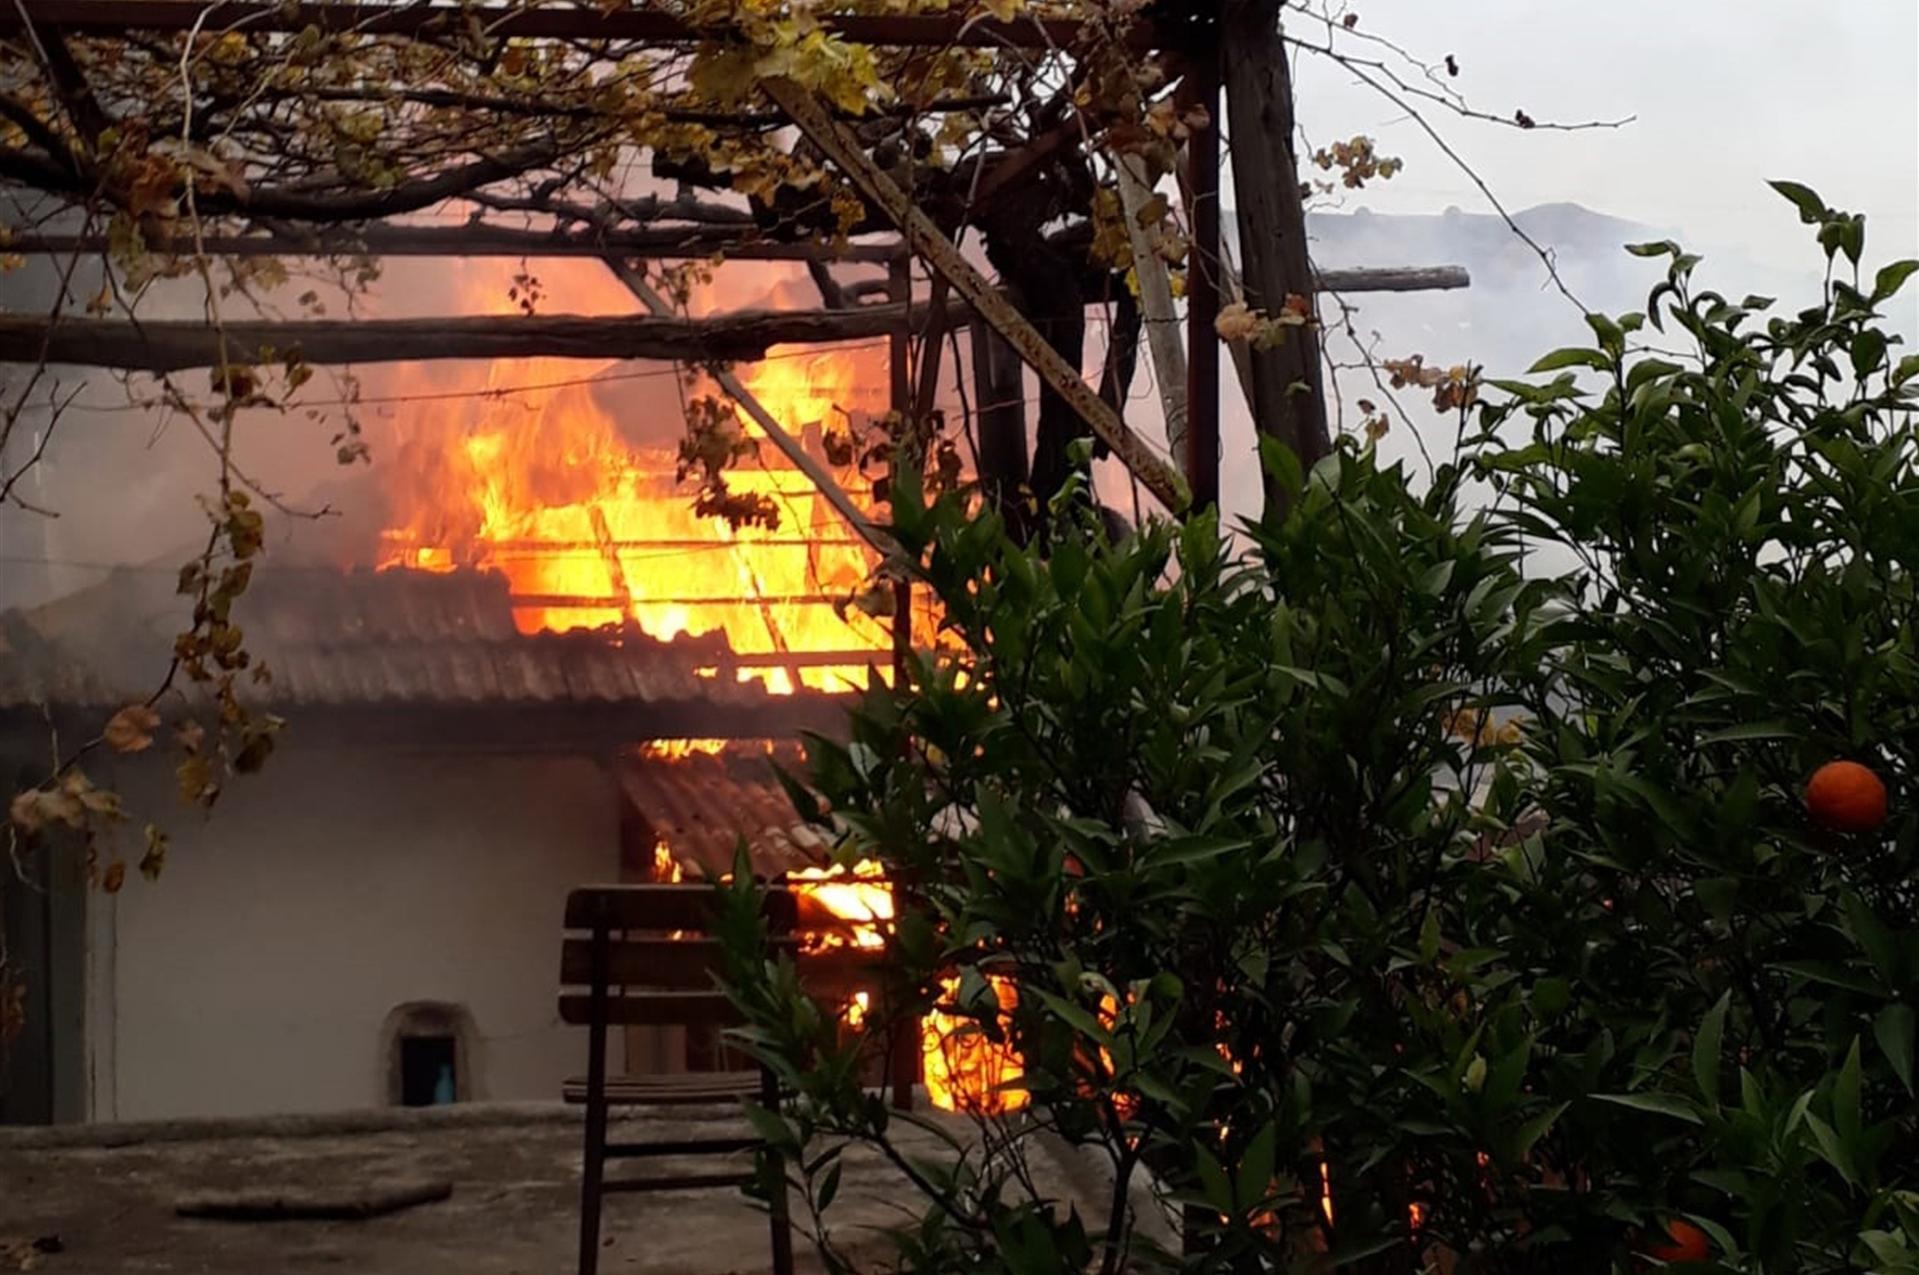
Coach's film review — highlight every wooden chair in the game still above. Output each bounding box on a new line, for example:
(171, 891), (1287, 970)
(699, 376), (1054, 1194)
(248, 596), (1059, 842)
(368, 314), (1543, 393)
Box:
(559, 883), (879, 1275)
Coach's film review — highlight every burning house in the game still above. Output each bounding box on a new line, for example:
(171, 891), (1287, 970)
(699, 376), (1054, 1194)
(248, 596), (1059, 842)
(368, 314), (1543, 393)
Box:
(0, 331), (922, 1125)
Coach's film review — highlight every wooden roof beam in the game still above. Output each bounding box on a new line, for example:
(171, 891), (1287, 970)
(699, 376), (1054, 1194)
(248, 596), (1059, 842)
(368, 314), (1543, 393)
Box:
(5, 222), (907, 262)
(0, 296), (971, 372)
(0, 2), (1157, 50)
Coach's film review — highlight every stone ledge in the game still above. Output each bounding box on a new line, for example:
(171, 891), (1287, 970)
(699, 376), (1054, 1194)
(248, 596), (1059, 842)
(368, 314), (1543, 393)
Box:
(0, 1098), (682, 1151)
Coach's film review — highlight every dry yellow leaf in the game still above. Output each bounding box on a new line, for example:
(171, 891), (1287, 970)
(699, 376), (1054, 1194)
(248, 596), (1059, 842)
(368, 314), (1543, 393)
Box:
(103, 703), (161, 754)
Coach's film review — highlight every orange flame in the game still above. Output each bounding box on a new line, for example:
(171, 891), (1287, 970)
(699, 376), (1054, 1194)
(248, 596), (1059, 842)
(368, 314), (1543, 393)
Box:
(651, 840), (684, 884)
(370, 261), (922, 693)
(788, 859), (892, 950)
(922, 974), (1028, 1114)
(788, 863), (1027, 1114)
(640, 738), (733, 760)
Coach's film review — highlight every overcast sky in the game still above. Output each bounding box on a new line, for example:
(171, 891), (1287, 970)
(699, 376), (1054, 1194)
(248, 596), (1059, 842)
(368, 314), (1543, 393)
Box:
(1288, 1), (1919, 271)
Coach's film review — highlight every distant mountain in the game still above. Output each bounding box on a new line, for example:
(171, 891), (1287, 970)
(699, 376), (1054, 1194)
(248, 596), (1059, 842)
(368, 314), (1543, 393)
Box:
(1219, 202), (1691, 389)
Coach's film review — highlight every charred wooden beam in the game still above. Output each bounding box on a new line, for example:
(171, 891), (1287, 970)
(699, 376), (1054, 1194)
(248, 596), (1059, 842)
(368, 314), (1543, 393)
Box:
(1314, 265), (1471, 293)
(7, 222), (905, 263)
(0, 2), (1158, 50)
(0, 297), (972, 372)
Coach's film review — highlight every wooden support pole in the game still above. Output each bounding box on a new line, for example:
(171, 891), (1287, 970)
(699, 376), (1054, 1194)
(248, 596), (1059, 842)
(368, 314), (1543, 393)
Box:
(912, 278), (950, 426)
(885, 258), (918, 1112)
(971, 318), (1030, 531)
(763, 77), (1188, 515)
(0, 298), (969, 372)
(1224, 0), (1330, 513)
(1116, 154), (1188, 466)
(886, 262), (916, 694)
(1185, 50), (1223, 513)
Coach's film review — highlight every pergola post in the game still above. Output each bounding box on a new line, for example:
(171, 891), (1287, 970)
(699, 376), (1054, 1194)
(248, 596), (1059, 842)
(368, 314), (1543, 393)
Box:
(1185, 42), (1223, 513)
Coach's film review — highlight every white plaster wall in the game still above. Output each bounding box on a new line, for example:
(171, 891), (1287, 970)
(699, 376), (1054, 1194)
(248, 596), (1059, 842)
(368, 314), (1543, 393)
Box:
(86, 745), (619, 1121)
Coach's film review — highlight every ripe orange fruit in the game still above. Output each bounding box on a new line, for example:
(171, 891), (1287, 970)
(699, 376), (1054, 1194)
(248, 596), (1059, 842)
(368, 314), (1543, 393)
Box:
(1643, 1218), (1712, 1264)
(1805, 760), (1888, 833)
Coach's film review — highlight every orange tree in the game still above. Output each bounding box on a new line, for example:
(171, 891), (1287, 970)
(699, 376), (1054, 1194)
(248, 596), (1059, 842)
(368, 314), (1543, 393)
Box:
(716, 187), (1918, 1272)
(1470, 184), (1917, 1270)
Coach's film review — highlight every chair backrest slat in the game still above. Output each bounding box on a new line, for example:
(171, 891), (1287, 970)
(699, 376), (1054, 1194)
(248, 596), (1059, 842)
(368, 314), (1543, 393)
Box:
(558, 937), (882, 989)
(558, 884), (886, 1030)
(558, 989), (737, 1026)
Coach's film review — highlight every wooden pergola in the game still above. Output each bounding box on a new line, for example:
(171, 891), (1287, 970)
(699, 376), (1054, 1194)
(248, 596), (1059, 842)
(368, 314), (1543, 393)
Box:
(0, 0), (1470, 543)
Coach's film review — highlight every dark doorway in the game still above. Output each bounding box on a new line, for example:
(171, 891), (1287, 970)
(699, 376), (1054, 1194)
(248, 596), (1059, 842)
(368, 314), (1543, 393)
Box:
(1, 820), (86, 1126)
(399, 1035), (457, 1107)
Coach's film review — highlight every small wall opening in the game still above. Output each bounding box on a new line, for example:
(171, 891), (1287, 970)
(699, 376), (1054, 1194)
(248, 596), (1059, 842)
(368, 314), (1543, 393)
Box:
(399, 1035), (458, 1106)
(381, 1002), (479, 1106)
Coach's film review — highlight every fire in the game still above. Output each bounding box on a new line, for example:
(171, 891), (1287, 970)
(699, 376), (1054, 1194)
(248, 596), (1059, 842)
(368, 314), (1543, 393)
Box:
(787, 859), (892, 950)
(370, 259), (924, 693)
(639, 738), (734, 761)
(651, 840), (684, 884)
(787, 862), (1027, 1113)
(922, 974), (1028, 1115)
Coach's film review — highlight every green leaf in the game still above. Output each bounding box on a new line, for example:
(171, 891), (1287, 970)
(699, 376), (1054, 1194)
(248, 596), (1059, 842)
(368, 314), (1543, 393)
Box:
(1511, 1101), (1569, 1162)
(1030, 988), (1115, 1048)
(1194, 1143), (1233, 1214)
(1805, 1112), (1857, 1186)
(1835, 1036), (1863, 1152)
(1852, 328), (1889, 378)
(1146, 834), (1248, 867)
(1875, 1003), (1915, 1093)
(1625, 240), (1681, 259)
(1417, 559), (1457, 597)
(1698, 721), (1797, 745)
(816, 1159), (843, 1211)
(1774, 960), (1883, 995)
(1234, 1120), (1276, 1213)
(1685, 1215), (1740, 1260)
(1872, 258), (1919, 301)
(1259, 436), (1303, 506)
(1532, 976), (1573, 1021)
(1584, 313), (1626, 354)
(744, 1103), (801, 1156)
(1770, 180), (1828, 224)
(1845, 893), (1902, 983)
(1591, 1092), (1704, 1125)
(1692, 991), (1730, 1107)
(1528, 347), (1610, 374)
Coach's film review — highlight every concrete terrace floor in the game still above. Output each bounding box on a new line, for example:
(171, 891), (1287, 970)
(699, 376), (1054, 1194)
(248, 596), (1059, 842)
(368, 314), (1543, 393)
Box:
(0, 1101), (1166, 1274)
